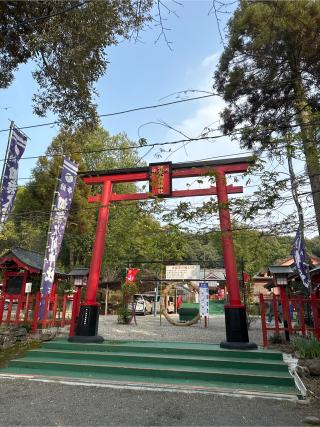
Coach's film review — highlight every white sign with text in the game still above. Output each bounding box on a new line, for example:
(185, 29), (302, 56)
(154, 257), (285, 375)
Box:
(199, 282), (209, 316)
(25, 282), (32, 293)
(165, 265), (200, 280)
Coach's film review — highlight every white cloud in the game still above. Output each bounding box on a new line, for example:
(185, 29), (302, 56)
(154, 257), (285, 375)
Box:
(164, 96), (241, 164)
(175, 97), (223, 138)
(201, 52), (221, 69)
(164, 50), (243, 163)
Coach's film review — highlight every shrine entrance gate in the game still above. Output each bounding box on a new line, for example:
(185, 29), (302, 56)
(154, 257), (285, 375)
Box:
(69, 157), (257, 349)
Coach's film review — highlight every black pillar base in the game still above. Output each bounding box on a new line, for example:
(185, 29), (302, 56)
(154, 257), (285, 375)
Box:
(220, 306), (257, 350)
(220, 341), (258, 350)
(68, 304), (104, 344)
(68, 335), (104, 343)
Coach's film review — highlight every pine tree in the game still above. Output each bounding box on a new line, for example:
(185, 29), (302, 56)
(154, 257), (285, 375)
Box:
(215, 0), (320, 235)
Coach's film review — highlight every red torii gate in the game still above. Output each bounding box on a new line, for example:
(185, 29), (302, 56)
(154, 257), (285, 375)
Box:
(70, 157), (257, 349)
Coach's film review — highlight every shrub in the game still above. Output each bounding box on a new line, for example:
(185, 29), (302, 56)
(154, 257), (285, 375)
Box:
(269, 333), (285, 344)
(117, 282), (138, 324)
(117, 306), (131, 324)
(292, 335), (320, 359)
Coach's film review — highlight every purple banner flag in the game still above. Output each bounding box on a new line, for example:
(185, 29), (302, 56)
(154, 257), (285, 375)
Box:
(0, 127), (27, 230)
(40, 157), (78, 317)
(292, 226), (310, 288)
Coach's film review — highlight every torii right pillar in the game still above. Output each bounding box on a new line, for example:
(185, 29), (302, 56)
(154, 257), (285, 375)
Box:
(216, 168), (257, 349)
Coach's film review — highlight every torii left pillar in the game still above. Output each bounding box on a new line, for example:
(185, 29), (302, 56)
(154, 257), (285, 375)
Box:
(69, 180), (112, 342)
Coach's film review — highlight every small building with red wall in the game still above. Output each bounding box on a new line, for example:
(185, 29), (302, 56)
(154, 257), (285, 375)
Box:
(0, 247), (68, 298)
(265, 255), (320, 295)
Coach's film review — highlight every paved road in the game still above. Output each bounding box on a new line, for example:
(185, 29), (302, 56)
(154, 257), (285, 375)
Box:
(0, 378), (319, 426)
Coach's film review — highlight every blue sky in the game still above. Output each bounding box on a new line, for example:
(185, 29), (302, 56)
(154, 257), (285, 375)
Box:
(0, 1), (311, 234)
(0, 0), (243, 184)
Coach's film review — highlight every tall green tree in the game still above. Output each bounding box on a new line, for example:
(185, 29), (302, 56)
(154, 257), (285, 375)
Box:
(0, 1), (153, 125)
(10, 125), (190, 282)
(12, 125), (142, 267)
(214, 0), (320, 235)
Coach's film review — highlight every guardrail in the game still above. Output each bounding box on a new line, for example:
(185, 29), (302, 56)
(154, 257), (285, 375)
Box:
(0, 292), (74, 332)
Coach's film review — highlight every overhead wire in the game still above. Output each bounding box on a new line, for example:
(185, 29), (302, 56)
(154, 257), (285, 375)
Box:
(0, 94), (217, 134)
(1, 117), (318, 164)
(0, 72), (319, 135)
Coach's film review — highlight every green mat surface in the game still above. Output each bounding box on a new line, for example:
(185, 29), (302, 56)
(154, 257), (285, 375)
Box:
(181, 301), (225, 315)
(0, 339), (300, 398)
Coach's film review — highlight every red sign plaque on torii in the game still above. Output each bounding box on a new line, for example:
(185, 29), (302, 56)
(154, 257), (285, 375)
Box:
(70, 157), (256, 349)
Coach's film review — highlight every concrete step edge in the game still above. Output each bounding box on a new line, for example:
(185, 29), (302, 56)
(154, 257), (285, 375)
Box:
(28, 349), (288, 367)
(42, 342), (282, 360)
(0, 372), (301, 400)
(9, 358), (293, 380)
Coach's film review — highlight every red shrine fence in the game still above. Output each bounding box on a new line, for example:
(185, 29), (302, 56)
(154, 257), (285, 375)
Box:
(260, 293), (320, 346)
(0, 292), (74, 332)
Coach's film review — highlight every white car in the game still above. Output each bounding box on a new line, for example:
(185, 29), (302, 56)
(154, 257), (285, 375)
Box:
(128, 294), (153, 315)
(141, 294), (175, 314)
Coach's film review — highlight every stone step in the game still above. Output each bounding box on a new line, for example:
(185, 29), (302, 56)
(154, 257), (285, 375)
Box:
(1, 339), (299, 398)
(7, 358), (296, 392)
(26, 348), (289, 373)
(41, 340), (283, 362)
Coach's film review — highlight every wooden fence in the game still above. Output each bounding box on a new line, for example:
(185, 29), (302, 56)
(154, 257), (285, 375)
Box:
(0, 292), (74, 332)
(260, 293), (320, 347)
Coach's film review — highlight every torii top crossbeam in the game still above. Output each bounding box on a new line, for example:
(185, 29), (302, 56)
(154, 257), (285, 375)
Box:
(80, 157), (251, 202)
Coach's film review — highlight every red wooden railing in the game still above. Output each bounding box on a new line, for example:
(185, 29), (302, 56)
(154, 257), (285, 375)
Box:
(260, 293), (320, 347)
(0, 292), (75, 332)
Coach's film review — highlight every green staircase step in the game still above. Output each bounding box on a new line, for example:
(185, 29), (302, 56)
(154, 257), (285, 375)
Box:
(41, 340), (283, 362)
(14, 355), (292, 378)
(8, 359), (295, 389)
(0, 339), (299, 398)
(2, 365), (297, 395)
(26, 349), (289, 373)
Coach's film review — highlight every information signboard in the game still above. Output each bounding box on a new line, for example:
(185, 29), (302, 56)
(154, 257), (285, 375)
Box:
(199, 282), (209, 316)
(165, 265), (200, 280)
(25, 282), (32, 293)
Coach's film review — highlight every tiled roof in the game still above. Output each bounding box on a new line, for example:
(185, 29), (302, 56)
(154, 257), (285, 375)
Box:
(0, 247), (67, 275)
(268, 265), (294, 274)
(68, 267), (89, 276)
(201, 269), (226, 281)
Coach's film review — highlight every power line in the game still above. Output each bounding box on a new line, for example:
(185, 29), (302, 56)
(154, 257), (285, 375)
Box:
(0, 135), (219, 163)
(0, 73), (316, 134)
(1, 116), (317, 164)
(0, 94), (216, 134)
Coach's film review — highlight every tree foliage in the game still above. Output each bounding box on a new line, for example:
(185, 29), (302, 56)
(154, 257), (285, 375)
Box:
(0, 0), (153, 125)
(2, 125), (192, 282)
(214, 0), (320, 235)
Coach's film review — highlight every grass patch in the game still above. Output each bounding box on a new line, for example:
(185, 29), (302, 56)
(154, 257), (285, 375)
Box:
(269, 333), (286, 344)
(292, 335), (320, 359)
(0, 341), (41, 368)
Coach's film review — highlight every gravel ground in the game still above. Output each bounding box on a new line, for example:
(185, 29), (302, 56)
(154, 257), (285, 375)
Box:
(94, 314), (263, 345)
(2, 315), (320, 426)
(0, 378), (319, 426)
